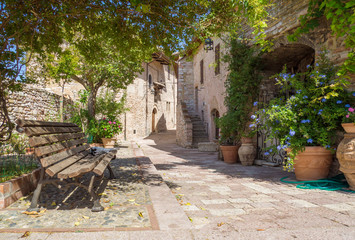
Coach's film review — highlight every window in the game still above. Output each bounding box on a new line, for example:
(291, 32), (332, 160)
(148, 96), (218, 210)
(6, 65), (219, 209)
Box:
(200, 59), (204, 84)
(215, 44), (220, 75)
(148, 74), (152, 87)
(168, 65), (170, 80)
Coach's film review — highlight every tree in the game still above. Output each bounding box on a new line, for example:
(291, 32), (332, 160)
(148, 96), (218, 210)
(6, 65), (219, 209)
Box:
(1, 0), (270, 140)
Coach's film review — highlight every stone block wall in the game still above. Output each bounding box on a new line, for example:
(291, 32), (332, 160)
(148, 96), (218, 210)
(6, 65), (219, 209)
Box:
(177, 59), (195, 113)
(176, 101), (193, 148)
(7, 84), (73, 123)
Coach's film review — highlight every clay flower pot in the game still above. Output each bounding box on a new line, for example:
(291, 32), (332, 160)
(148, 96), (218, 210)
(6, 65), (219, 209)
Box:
(101, 138), (116, 148)
(220, 145), (240, 164)
(292, 146), (333, 181)
(342, 123), (355, 134)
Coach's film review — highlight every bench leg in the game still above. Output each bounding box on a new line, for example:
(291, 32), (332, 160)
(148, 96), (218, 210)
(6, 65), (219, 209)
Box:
(107, 164), (115, 179)
(88, 175), (104, 212)
(27, 167), (45, 212)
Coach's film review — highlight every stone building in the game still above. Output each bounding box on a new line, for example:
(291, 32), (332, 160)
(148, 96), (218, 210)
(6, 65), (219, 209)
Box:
(177, 0), (353, 155)
(41, 53), (177, 141)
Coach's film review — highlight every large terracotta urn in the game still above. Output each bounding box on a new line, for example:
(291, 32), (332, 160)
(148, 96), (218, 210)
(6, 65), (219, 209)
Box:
(101, 138), (116, 148)
(238, 137), (256, 166)
(220, 145), (239, 164)
(341, 123), (355, 134)
(336, 133), (355, 190)
(292, 147), (333, 181)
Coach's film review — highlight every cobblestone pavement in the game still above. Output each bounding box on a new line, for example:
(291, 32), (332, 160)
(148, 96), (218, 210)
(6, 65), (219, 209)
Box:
(1, 130), (355, 239)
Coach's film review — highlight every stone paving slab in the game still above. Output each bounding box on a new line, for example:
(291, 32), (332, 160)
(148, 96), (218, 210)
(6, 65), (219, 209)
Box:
(0, 142), (159, 233)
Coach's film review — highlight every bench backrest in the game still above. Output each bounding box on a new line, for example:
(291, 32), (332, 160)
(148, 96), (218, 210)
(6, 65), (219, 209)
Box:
(16, 119), (90, 168)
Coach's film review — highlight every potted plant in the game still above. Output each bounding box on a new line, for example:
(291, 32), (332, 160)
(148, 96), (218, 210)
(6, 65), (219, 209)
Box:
(98, 118), (122, 148)
(252, 51), (352, 180)
(217, 37), (262, 165)
(238, 121), (257, 166)
(217, 113), (241, 164)
(341, 105), (355, 133)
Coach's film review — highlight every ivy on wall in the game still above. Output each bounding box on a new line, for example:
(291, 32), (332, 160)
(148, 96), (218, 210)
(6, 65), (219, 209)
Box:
(288, 0), (355, 75)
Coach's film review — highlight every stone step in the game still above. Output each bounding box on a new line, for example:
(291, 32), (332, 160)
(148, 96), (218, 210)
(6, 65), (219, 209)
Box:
(193, 133), (208, 138)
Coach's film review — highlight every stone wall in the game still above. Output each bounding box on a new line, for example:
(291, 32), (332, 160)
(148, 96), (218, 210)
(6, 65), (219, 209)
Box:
(7, 84), (73, 123)
(176, 101), (193, 148)
(177, 58), (195, 113)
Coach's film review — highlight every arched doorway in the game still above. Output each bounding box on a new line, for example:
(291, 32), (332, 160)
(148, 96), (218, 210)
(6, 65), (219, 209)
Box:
(211, 109), (220, 140)
(152, 108), (157, 133)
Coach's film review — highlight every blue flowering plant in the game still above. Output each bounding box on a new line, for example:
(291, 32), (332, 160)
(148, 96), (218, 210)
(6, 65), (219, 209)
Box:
(251, 52), (353, 170)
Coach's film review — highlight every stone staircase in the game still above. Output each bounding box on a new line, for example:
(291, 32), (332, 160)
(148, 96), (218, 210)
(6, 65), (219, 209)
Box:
(189, 114), (209, 147)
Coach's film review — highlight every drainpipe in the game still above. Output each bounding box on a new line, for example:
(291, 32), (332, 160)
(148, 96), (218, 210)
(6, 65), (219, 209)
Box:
(146, 62), (149, 136)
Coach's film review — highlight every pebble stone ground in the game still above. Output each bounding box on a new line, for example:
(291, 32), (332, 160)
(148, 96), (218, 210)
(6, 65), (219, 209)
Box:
(1, 130), (355, 239)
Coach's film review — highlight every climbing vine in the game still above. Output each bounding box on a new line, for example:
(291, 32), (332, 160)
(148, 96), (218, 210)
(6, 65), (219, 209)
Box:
(288, 0), (355, 74)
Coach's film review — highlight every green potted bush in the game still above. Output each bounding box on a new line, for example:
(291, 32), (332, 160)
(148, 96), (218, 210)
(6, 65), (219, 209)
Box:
(217, 37), (262, 164)
(98, 118), (123, 148)
(252, 51), (352, 180)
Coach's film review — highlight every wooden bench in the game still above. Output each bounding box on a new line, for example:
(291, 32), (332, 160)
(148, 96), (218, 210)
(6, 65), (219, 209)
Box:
(15, 119), (117, 212)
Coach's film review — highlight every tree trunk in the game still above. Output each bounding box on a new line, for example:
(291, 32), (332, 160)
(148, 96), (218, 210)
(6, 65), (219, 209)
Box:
(87, 89), (97, 120)
(60, 81), (65, 122)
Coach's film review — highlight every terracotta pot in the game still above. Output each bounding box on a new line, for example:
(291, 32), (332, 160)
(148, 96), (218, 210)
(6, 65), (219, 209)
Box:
(238, 143), (256, 166)
(220, 145), (239, 164)
(336, 134), (355, 190)
(101, 138), (116, 148)
(292, 146), (333, 181)
(342, 123), (355, 134)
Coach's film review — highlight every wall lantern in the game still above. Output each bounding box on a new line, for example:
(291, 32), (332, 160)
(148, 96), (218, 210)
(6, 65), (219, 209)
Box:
(204, 37), (214, 51)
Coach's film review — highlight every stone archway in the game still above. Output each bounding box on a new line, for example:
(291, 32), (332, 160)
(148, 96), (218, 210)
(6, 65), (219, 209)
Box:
(258, 43), (315, 164)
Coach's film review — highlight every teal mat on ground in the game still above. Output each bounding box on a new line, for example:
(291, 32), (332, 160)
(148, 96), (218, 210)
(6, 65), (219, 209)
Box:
(280, 174), (355, 193)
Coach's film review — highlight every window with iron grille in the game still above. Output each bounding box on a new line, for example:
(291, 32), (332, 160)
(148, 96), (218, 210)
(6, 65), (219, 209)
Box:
(215, 44), (220, 75)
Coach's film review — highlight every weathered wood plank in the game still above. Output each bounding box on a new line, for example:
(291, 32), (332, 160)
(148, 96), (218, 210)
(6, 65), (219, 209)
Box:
(16, 119), (78, 128)
(25, 126), (82, 137)
(40, 144), (90, 167)
(35, 138), (87, 157)
(57, 154), (106, 179)
(93, 150), (117, 176)
(29, 133), (86, 147)
(46, 150), (91, 177)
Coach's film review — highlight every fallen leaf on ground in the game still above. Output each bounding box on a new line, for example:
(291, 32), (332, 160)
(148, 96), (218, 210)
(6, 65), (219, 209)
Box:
(19, 197), (26, 201)
(185, 203), (191, 206)
(20, 231), (31, 238)
(51, 201), (56, 206)
(103, 199), (110, 203)
(25, 202), (31, 206)
(22, 211), (39, 215)
(98, 193), (107, 196)
(200, 207), (206, 211)
(82, 216), (90, 219)
(104, 207), (111, 211)
(128, 199), (135, 202)
(134, 203), (140, 206)
(217, 222), (225, 227)
(74, 222), (80, 226)
(39, 209), (47, 214)
(138, 212), (143, 218)
(175, 187), (181, 190)
(188, 217), (193, 222)
(257, 229), (265, 231)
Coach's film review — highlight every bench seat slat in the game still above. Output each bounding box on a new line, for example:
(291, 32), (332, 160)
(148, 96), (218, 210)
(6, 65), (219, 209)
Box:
(16, 119), (78, 128)
(93, 150), (117, 176)
(57, 153), (106, 179)
(46, 150), (91, 177)
(25, 126), (82, 137)
(41, 144), (90, 167)
(29, 133), (86, 147)
(35, 138), (87, 157)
